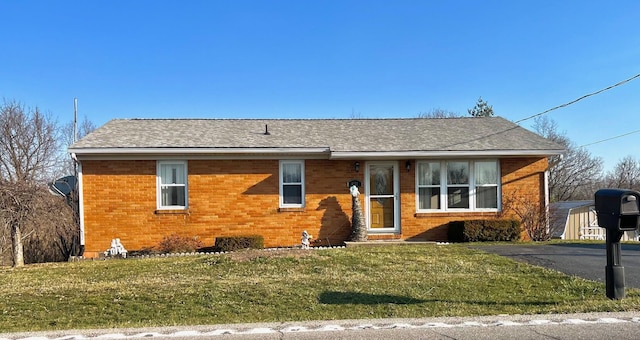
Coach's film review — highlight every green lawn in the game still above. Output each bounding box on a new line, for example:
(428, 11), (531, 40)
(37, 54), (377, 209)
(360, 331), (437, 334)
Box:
(1, 244), (639, 332)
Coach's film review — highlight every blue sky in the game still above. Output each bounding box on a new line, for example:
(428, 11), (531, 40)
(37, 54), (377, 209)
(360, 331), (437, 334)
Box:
(1, 0), (638, 172)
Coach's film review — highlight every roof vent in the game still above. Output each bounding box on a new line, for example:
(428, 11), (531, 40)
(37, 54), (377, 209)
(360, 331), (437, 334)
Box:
(264, 124), (271, 135)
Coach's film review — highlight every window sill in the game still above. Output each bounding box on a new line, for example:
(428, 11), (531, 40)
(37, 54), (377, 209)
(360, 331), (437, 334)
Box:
(278, 207), (306, 213)
(367, 230), (401, 235)
(414, 211), (498, 218)
(155, 209), (190, 215)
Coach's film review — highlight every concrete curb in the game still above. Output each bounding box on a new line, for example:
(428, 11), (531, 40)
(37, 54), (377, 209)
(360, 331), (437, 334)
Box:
(2, 311), (640, 339)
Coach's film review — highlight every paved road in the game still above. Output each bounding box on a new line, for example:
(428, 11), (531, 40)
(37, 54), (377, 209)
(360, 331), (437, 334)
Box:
(472, 243), (640, 288)
(2, 312), (640, 340)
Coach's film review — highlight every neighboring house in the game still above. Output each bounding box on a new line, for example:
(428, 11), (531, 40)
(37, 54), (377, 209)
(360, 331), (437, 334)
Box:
(68, 117), (564, 258)
(551, 200), (639, 241)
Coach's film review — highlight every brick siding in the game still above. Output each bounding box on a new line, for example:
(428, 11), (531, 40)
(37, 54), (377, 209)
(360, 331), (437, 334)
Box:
(80, 157), (547, 257)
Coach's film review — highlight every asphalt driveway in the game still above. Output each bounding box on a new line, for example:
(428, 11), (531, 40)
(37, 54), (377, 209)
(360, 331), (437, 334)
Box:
(472, 243), (640, 288)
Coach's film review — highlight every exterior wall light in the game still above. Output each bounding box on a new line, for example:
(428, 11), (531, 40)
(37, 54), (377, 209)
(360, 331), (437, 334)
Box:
(354, 161), (360, 172)
(406, 160), (411, 171)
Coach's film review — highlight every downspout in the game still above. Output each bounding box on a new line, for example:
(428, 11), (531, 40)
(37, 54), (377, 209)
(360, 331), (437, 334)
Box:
(544, 169), (550, 234)
(72, 153), (85, 249)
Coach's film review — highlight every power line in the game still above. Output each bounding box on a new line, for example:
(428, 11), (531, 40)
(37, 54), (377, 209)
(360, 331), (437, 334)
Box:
(579, 129), (640, 148)
(514, 72), (640, 124)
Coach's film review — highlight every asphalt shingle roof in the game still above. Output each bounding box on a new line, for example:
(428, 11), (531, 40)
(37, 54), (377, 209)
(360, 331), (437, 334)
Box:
(69, 117), (564, 155)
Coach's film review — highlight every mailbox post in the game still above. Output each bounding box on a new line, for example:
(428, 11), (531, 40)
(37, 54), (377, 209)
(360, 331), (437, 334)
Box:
(594, 189), (640, 299)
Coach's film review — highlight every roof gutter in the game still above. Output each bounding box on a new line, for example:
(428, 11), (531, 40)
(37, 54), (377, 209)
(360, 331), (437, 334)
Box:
(330, 149), (566, 159)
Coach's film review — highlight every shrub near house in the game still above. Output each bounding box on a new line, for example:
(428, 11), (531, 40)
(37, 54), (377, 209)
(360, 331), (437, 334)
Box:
(68, 118), (564, 257)
(448, 219), (522, 242)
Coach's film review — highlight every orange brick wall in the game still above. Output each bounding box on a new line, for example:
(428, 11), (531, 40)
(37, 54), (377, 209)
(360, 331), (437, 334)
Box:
(81, 159), (361, 257)
(80, 157), (547, 257)
(500, 157), (548, 205)
(399, 157), (547, 241)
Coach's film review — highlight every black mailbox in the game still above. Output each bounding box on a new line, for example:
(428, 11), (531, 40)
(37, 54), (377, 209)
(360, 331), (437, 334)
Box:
(595, 189), (640, 231)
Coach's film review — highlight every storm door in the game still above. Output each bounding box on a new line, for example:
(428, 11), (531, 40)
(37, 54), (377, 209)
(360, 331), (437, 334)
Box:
(365, 162), (400, 232)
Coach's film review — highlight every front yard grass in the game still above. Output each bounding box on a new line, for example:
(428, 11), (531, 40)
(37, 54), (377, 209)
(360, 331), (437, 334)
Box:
(1, 244), (639, 332)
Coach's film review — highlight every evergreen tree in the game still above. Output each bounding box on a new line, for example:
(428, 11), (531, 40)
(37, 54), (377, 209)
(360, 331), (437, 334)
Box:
(468, 96), (494, 117)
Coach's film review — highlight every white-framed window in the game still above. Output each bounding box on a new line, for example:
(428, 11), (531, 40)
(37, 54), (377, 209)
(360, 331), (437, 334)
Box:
(447, 161), (470, 209)
(474, 160), (499, 209)
(279, 160), (305, 208)
(157, 161), (188, 209)
(417, 161), (441, 210)
(416, 160), (499, 212)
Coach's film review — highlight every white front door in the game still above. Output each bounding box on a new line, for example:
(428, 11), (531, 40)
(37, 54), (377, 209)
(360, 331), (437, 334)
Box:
(365, 162), (400, 233)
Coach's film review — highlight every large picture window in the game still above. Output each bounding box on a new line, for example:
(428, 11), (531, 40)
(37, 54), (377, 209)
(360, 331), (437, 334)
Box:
(279, 160), (305, 208)
(416, 160), (499, 212)
(157, 161), (187, 209)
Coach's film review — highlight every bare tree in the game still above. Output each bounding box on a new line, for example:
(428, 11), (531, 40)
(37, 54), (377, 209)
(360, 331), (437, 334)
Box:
(604, 156), (640, 191)
(0, 100), (62, 182)
(501, 190), (555, 241)
(0, 99), (66, 266)
(0, 181), (31, 266)
(533, 116), (603, 201)
(24, 187), (77, 263)
(418, 108), (462, 118)
(349, 108), (364, 119)
(0, 181), (76, 266)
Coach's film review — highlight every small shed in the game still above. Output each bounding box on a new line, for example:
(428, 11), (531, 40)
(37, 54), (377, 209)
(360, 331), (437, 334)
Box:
(551, 200), (639, 241)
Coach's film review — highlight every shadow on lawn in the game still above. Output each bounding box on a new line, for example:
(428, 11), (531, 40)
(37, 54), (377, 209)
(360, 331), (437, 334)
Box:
(319, 291), (427, 305)
(319, 291), (561, 306)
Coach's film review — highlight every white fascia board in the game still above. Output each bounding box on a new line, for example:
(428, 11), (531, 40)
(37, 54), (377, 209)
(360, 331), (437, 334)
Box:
(329, 149), (565, 159)
(69, 147), (565, 161)
(69, 147), (331, 160)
